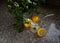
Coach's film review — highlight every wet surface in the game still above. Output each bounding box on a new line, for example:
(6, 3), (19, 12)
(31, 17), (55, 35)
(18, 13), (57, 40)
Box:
(0, 0), (60, 43)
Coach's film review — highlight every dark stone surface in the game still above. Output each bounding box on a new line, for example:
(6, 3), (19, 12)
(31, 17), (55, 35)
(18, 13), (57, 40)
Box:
(0, 0), (60, 43)
(46, 0), (60, 6)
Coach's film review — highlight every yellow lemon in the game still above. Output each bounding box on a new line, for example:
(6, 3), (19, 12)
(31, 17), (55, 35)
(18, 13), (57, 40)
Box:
(37, 28), (46, 37)
(31, 16), (39, 22)
(24, 23), (30, 28)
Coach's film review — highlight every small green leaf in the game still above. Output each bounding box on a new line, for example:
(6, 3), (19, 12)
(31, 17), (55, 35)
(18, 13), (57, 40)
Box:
(8, 0), (12, 2)
(8, 5), (12, 8)
(33, 2), (37, 5)
(27, 0), (32, 3)
(14, 2), (19, 7)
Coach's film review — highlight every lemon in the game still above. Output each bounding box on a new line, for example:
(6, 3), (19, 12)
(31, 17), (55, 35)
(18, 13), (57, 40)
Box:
(24, 23), (30, 28)
(24, 19), (32, 28)
(37, 28), (46, 37)
(31, 16), (39, 22)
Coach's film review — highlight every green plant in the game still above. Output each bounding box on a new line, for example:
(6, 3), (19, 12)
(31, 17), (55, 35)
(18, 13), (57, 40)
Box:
(8, 0), (45, 32)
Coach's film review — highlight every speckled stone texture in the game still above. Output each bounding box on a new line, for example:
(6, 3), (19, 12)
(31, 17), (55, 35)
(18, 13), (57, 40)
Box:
(0, 0), (60, 43)
(46, 0), (60, 6)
